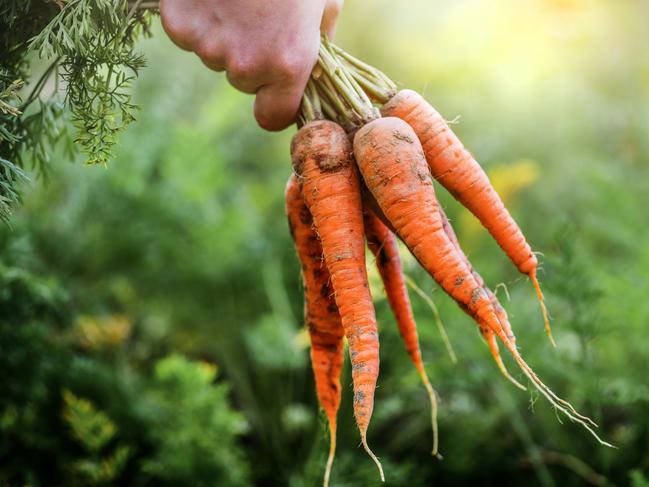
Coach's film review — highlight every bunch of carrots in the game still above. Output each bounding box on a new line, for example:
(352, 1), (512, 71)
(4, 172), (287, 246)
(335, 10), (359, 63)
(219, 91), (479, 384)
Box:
(285, 38), (611, 486)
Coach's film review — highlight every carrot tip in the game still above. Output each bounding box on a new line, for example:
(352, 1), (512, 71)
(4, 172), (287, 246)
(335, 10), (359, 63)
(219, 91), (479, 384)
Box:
(530, 271), (556, 347)
(361, 434), (385, 482)
(419, 370), (440, 457)
(503, 339), (611, 445)
(495, 357), (527, 392)
(485, 332), (527, 391)
(323, 428), (337, 487)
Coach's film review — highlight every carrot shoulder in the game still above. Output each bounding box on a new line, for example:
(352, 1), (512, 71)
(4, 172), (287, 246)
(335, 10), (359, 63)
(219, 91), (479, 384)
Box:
(291, 120), (384, 481)
(381, 89), (553, 345)
(285, 174), (344, 487)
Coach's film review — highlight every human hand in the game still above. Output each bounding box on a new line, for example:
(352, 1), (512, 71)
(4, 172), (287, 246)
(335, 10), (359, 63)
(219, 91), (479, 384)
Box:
(160, 0), (343, 131)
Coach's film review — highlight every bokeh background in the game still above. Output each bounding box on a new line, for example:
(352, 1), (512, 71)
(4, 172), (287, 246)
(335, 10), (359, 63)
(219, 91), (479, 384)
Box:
(2, 0), (649, 485)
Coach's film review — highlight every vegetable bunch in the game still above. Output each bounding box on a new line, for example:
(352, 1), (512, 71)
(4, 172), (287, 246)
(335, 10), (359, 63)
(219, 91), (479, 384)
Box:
(286, 38), (611, 486)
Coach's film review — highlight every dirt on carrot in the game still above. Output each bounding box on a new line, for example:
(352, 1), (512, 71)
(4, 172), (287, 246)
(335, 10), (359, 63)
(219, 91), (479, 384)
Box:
(381, 89), (554, 346)
(363, 207), (440, 457)
(292, 120), (385, 481)
(286, 174), (345, 487)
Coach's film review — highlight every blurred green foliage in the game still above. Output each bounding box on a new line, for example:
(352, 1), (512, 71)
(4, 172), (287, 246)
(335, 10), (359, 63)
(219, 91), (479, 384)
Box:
(2, 0), (649, 485)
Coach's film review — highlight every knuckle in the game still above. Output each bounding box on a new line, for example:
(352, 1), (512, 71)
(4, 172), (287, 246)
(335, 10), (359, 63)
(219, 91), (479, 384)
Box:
(254, 98), (289, 132)
(160, 15), (192, 47)
(274, 51), (306, 80)
(194, 36), (222, 63)
(226, 56), (259, 81)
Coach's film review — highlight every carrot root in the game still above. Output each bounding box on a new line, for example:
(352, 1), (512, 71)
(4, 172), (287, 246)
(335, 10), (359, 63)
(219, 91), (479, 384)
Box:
(486, 332), (527, 391)
(500, 337), (613, 447)
(417, 369), (440, 457)
(361, 433), (385, 482)
(363, 210), (442, 459)
(530, 270), (556, 347)
(324, 427), (337, 487)
(405, 275), (458, 365)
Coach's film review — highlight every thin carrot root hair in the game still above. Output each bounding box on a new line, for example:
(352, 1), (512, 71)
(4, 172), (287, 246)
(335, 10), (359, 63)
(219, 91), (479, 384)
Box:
(484, 332), (526, 391)
(530, 269), (556, 347)
(361, 433), (385, 482)
(500, 337), (614, 447)
(494, 282), (511, 302)
(324, 426), (337, 487)
(417, 369), (440, 457)
(405, 275), (457, 365)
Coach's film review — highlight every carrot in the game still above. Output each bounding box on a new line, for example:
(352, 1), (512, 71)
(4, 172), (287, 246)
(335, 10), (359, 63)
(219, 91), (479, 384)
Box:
(363, 207), (440, 457)
(354, 117), (611, 446)
(374, 185), (521, 389)
(439, 207), (524, 390)
(354, 117), (505, 338)
(291, 120), (385, 481)
(285, 174), (345, 487)
(381, 89), (554, 346)
(361, 186), (458, 363)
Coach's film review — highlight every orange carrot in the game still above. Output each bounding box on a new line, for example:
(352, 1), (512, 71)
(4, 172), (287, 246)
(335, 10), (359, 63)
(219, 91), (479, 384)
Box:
(439, 207), (514, 342)
(362, 185), (459, 363)
(438, 207), (524, 390)
(285, 174), (345, 487)
(358, 107), (523, 388)
(372, 184), (519, 388)
(291, 120), (384, 481)
(354, 117), (610, 445)
(354, 117), (505, 340)
(363, 207), (440, 456)
(381, 90), (554, 346)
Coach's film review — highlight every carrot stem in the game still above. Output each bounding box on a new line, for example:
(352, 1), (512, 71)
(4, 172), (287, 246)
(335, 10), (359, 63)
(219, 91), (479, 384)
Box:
(299, 37), (379, 130)
(346, 66), (393, 102)
(320, 75), (352, 122)
(317, 88), (339, 123)
(330, 44), (397, 96)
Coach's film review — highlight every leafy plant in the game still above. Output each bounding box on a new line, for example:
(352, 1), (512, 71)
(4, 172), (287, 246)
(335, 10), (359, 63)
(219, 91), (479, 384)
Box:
(0, 258), (252, 486)
(63, 390), (132, 485)
(141, 355), (251, 487)
(0, 0), (159, 220)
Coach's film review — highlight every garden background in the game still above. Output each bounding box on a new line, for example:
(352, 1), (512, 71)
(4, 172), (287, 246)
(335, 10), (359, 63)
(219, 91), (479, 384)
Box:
(2, 0), (649, 485)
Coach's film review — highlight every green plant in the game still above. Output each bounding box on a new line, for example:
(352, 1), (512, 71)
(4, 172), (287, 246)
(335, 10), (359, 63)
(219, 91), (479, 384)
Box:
(141, 355), (251, 487)
(0, 0), (158, 220)
(62, 390), (132, 485)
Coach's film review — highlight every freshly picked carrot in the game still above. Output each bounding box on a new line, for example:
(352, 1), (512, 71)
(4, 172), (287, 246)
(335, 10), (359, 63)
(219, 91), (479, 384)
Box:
(285, 174), (345, 487)
(284, 36), (612, 484)
(354, 116), (509, 343)
(291, 119), (384, 481)
(438, 206), (524, 390)
(380, 89), (554, 346)
(363, 207), (440, 457)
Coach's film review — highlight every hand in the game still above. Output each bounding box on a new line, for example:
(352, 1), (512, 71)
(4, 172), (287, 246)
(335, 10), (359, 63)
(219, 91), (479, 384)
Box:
(160, 0), (343, 131)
